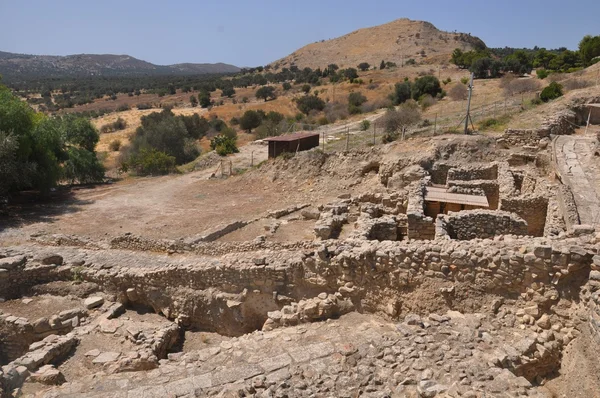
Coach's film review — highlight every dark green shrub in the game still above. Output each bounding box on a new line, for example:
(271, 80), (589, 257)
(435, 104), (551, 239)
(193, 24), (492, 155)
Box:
(301, 84), (311, 94)
(282, 82), (292, 91)
(540, 82), (563, 102)
(296, 95), (326, 115)
(360, 120), (371, 131)
(126, 148), (177, 175)
(536, 69), (549, 79)
(412, 76), (442, 100)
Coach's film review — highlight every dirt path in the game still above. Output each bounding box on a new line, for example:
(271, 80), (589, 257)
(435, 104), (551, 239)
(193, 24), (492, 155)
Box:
(554, 131), (600, 228)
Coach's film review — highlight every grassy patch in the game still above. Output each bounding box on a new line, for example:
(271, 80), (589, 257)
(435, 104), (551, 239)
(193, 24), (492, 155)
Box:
(477, 114), (512, 132)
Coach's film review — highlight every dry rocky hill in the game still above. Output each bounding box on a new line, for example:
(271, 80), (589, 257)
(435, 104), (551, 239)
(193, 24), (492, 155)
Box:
(270, 18), (486, 70)
(0, 51), (240, 81)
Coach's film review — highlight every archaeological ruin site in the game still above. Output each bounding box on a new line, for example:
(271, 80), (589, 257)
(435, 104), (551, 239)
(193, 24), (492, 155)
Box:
(1, 85), (599, 398)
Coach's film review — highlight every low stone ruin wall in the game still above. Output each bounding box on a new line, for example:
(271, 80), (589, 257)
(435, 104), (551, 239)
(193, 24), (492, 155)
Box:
(447, 163), (498, 181)
(447, 180), (500, 210)
(436, 210), (528, 240)
(500, 196), (549, 237)
(500, 129), (551, 147)
(0, 307), (83, 364)
(0, 236), (596, 339)
(406, 180), (435, 240)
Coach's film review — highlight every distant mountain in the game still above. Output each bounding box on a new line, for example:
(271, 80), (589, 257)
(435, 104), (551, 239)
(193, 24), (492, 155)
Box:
(0, 51), (240, 81)
(269, 18), (486, 70)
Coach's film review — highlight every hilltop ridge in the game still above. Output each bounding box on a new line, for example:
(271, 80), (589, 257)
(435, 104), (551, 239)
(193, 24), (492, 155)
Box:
(269, 18), (486, 70)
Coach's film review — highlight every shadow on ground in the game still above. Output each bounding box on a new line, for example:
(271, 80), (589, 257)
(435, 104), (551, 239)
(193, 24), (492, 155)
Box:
(0, 187), (95, 233)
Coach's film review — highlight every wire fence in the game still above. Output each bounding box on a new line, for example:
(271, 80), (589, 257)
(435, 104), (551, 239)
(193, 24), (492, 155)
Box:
(312, 90), (542, 153)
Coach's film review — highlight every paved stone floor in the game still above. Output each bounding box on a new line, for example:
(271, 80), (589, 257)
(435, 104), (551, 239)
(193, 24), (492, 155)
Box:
(555, 133), (600, 228)
(29, 312), (558, 398)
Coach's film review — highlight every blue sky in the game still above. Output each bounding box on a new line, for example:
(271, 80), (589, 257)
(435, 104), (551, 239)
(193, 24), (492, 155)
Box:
(1, 0), (598, 67)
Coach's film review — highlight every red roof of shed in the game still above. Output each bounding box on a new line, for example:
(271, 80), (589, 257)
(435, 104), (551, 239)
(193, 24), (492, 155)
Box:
(263, 132), (320, 142)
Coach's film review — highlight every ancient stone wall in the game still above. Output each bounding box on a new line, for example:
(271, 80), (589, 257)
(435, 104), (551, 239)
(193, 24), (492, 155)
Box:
(430, 162), (453, 185)
(0, 236), (596, 339)
(436, 210), (528, 240)
(447, 163), (498, 181)
(447, 180), (500, 210)
(500, 196), (549, 237)
(406, 180), (435, 240)
(500, 129), (551, 147)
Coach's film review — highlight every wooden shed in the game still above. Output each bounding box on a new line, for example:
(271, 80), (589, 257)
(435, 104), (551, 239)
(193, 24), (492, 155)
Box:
(264, 132), (320, 159)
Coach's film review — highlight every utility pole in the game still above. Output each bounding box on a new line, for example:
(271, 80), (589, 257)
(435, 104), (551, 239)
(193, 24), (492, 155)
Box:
(463, 73), (475, 134)
(345, 127), (349, 151)
(373, 122), (376, 145)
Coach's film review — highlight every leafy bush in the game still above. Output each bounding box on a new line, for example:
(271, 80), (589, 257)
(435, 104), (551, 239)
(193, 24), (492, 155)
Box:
(405, 59), (416, 66)
(360, 120), (371, 131)
(540, 82), (563, 102)
(190, 95), (198, 107)
(137, 103), (153, 110)
(357, 62), (370, 71)
(412, 76), (442, 100)
(210, 134), (239, 156)
(198, 91), (212, 108)
(296, 95), (326, 115)
(117, 104), (130, 112)
(348, 91), (367, 114)
(536, 69), (549, 79)
(460, 77), (469, 85)
(125, 148), (176, 175)
(301, 84), (311, 94)
(109, 139), (121, 152)
(100, 117), (127, 133)
(282, 82), (292, 91)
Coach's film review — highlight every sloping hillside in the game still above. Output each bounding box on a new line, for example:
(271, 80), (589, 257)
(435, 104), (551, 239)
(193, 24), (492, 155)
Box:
(0, 51), (240, 81)
(270, 18), (485, 70)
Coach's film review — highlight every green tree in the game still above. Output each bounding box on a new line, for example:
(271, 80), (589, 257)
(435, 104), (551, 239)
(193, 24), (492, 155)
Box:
(282, 82), (292, 91)
(198, 91), (212, 108)
(296, 95), (326, 115)
(221, 86), (236, 98)
(301, 84), (311, 94)
(380, 60), (386, 70)
(239, 110), (262, 133)
(391, 81), (412, 105)
(358, 62), (370, 71)
(190, 95), (198, 107)
(348, 91), (367, 114)
(411, 76), (442, 100)
(256, 86), (276, 101)
(344, 68), (359, 80)
(579, 35), (600, 66)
